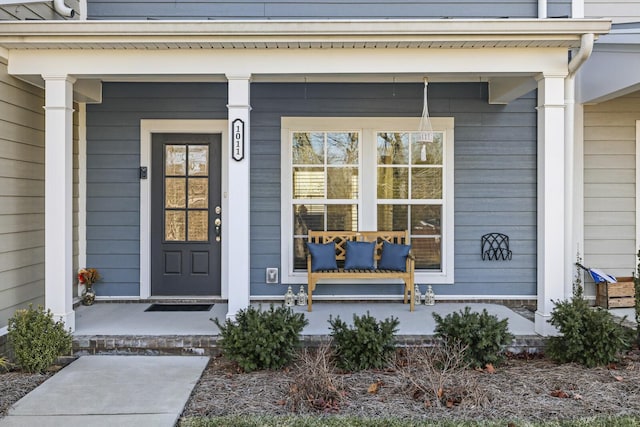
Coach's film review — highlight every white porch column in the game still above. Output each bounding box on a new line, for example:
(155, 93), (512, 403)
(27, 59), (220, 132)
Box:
(226, 75), (251, 319)
(535, 74), (566, 336)
(43, 75), (76, 331)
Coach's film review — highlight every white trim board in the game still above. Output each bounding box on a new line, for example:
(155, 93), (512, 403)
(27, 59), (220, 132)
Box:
(140, 119), (229, 299)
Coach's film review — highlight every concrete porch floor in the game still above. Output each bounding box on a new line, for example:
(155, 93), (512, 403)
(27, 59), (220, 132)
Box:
(72, 301), (542, 355)
(75, 301), (536, 336)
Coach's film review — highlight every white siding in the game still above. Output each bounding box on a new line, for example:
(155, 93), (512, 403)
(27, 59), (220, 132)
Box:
(585, 1), (640, 23)
(0, 58), (45, 329)
(584, 91), (640, 287)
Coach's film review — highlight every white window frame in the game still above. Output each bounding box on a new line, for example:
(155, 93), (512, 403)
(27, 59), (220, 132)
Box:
(281, 117), (455, 285)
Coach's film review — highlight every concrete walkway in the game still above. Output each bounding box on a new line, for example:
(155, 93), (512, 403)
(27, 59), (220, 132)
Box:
(0, 355), (209, 427)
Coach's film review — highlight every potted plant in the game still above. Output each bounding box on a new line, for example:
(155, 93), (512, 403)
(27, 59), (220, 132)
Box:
(78, 268), (100, 306)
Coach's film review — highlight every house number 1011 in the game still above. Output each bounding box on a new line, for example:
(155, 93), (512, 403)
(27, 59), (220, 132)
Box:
(232, 118), (245, 161)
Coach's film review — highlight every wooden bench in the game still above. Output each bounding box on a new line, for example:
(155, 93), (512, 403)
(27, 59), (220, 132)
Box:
(306, 230), (415, 312)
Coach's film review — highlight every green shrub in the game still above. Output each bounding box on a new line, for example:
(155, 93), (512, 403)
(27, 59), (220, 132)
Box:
(328, 312), (399, 371)
(547, 295), (631, 368)
(0, 355), (10, 372)
(7, 305), (72, 373)
(213, 305), (308, 372)
(432, 307), (514, 368)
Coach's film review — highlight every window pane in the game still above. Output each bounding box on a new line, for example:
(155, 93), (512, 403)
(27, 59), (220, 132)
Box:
(377, 167), (408, 199)
(293, 167), (325, 199)
(293, 237), (310, 270)
(188, 210), (208, 241)
(411, 132), (443, 165)
(165, 145), (186, 176)
(293, 132), (324, 164)
(377, 204), (408, 231)
(327, 132), (358, 165)
(412, 237), (441, 270)
(188, 145), (208, 176)
(377, 132), (409, 165)
(411, 168), (443, 199)
(165, 211), (185, 241)
(165, 178), (186, 209)
(411, 205), (441, 236)
(327, 205), (357, 231)
(327, 167), (358, 199)
(294, 204), (325, 235)
(188, 178), (208, 209)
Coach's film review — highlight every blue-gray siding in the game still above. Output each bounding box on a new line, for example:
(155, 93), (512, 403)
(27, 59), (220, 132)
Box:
(87, 0), (570, 20)
(87, 82), (536, 298)
(86, 83), (228, 296)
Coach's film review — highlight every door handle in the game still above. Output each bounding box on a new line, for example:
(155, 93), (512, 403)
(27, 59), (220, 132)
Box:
(214, 218), (221, 242)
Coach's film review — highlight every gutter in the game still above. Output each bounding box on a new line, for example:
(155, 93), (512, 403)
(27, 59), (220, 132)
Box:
(564, 33), (594, 297)
(52, 0), (74, 17)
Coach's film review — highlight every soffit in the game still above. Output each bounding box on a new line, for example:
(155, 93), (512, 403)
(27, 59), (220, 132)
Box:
(0, 19), (611, 50)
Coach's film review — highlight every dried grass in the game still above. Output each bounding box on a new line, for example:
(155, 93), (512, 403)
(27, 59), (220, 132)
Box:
(181, 348), (640, 423)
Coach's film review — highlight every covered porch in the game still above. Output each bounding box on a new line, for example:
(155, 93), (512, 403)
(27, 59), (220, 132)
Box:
(72, 301), (541, 355)
(0, 18), (612, 337)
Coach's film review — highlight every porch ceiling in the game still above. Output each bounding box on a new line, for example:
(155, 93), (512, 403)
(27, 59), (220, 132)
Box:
(0, 19), (611, 51)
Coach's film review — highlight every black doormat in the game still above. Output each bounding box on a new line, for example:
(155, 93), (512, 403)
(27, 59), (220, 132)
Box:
(145, 303), (214, 312)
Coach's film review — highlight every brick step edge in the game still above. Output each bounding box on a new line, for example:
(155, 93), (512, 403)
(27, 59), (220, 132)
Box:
(73, 334), (547, 357)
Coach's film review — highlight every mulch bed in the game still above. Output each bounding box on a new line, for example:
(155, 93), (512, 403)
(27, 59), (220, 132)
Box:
(0, 371), (53, 418)
(181, 350), (640, 423)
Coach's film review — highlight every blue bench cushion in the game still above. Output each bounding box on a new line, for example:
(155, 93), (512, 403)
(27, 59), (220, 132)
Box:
(378, 241), (411, 272)
(307, 242), (338, 272)
(344, 241), (376, 270)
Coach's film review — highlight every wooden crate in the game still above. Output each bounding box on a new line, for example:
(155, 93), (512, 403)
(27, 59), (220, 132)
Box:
(595, 277), (636, 309)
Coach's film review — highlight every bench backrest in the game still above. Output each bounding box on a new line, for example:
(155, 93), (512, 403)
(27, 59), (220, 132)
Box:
(307, 230), (410, 261)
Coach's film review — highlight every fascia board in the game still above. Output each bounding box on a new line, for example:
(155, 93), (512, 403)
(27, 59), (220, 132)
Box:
(0, 19), (612, 47)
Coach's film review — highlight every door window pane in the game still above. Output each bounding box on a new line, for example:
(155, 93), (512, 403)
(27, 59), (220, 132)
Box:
(164, 143), (210, 243)
(188, 178), (208, 209)
(188, 210), (208, 241)
(188, 145), (209, 176)
(166, 145), (186, 176)
(165, 178), (186, 209)
(165, 211), (186, 241)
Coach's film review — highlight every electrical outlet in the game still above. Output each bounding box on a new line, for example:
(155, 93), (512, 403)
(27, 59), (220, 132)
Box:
(266, 268), (279, 284)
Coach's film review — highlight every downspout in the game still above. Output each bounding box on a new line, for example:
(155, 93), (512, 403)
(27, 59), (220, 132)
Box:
(564, 33), (594, 297)
(538, 0), (547, 18)
(53, 0), (75, 17)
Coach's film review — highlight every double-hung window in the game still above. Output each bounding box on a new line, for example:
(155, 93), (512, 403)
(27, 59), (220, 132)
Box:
(281, 117), (454, 284)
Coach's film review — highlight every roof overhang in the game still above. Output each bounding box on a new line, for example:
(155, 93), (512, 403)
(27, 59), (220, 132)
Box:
(0, 19), (612, 50)
(0, 19), (611, 104)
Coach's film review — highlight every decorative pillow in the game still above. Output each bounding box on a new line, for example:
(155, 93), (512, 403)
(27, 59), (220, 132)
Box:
(306, 242), (338, 272)
(344, 241), (376, 270)
(378, 241), (411, 272)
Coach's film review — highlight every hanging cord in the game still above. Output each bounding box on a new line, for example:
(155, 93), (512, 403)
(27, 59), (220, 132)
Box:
(418, 78), (433, 161)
